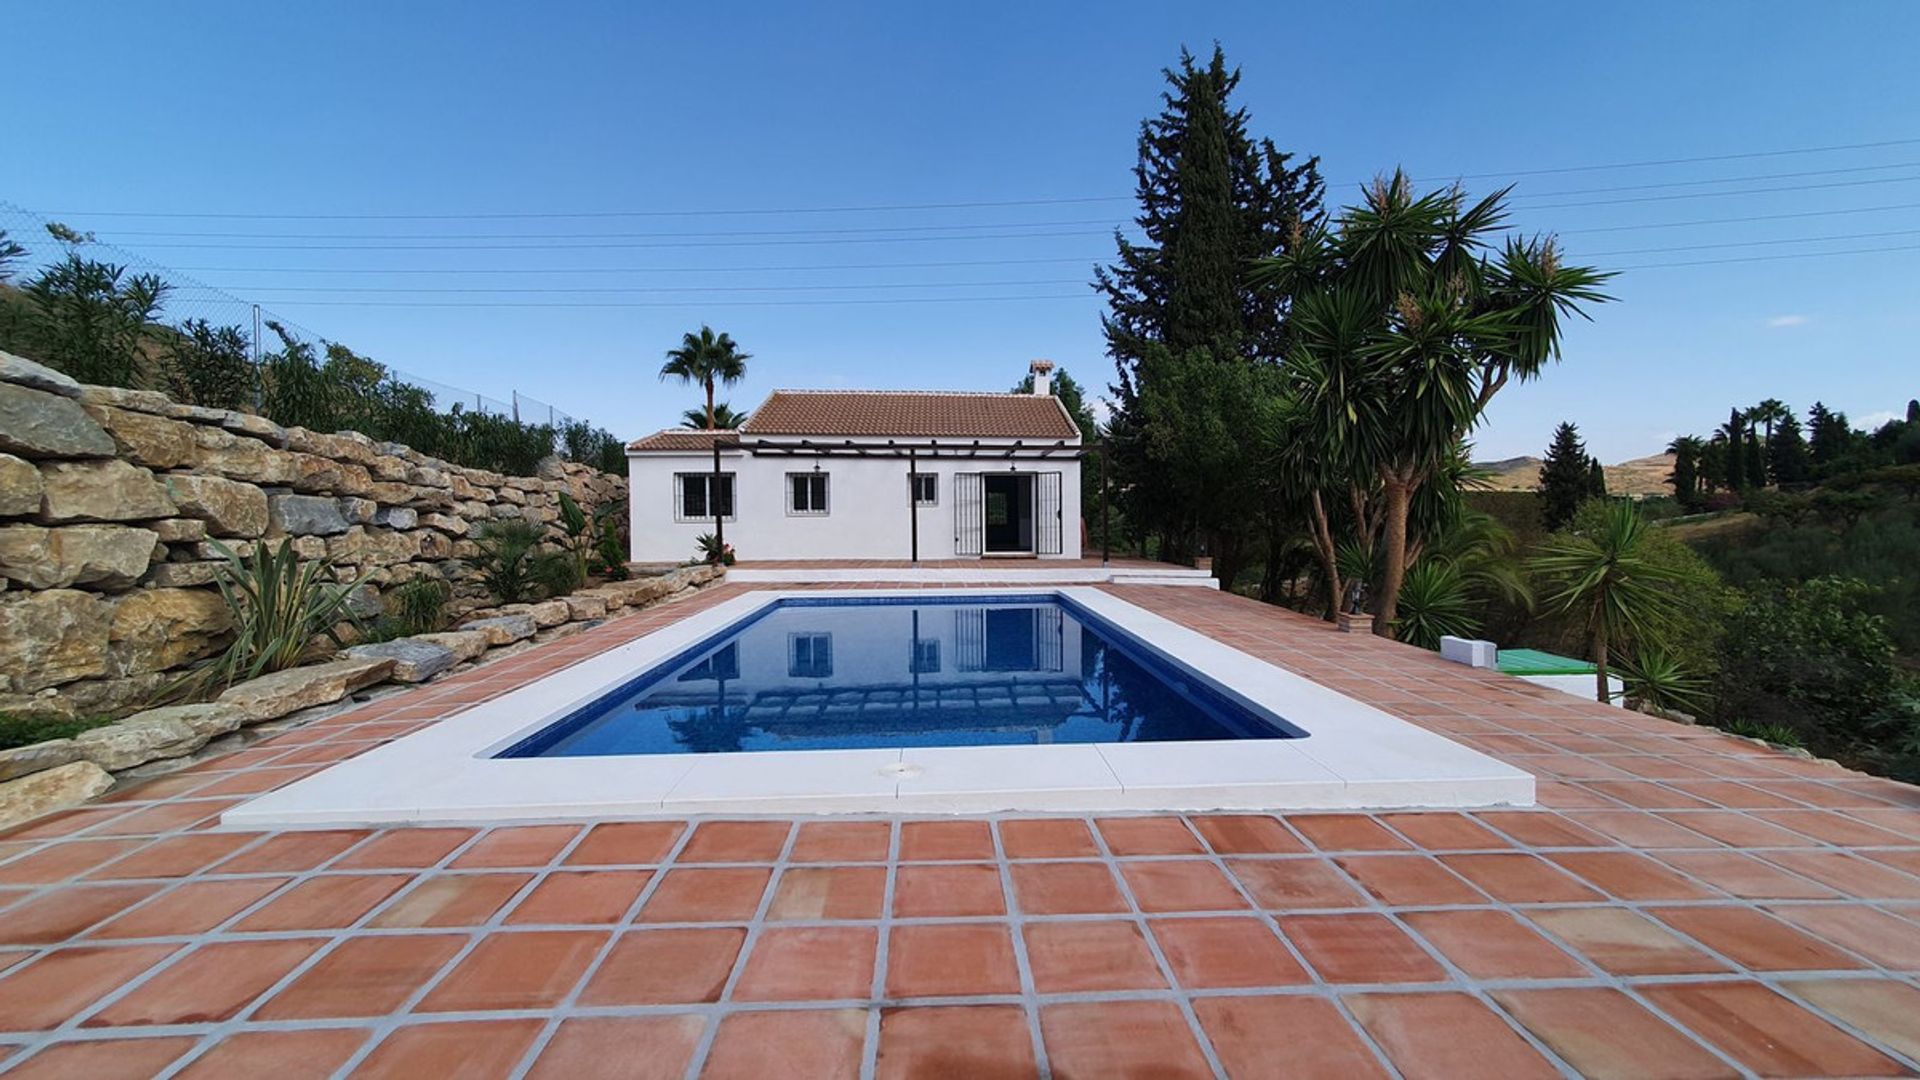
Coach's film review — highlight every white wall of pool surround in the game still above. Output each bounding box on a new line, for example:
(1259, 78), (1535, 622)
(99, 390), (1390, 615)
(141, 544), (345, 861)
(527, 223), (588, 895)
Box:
(222, 588), (1533, 828)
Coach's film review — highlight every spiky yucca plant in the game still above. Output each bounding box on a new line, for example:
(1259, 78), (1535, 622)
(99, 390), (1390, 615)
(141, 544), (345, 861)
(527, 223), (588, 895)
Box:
(196, 538), (365, 692)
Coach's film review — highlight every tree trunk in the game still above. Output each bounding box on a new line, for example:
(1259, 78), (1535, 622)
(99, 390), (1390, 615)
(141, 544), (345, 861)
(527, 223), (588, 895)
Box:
(1592, 624), (1610, 704)
(1307, 490), (1341, 622)
(703, 379), (716, 430)
(1373, 473), (1413, 637)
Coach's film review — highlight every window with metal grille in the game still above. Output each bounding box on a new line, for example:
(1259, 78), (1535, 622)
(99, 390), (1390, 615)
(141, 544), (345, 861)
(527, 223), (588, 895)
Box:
(910, 473), (938, 506)
(787, 472), (829, 515)
(675, 473), (735, 522)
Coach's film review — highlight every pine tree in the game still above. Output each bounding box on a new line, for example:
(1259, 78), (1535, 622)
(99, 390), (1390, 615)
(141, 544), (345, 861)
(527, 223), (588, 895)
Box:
(1722, 410), (1748, 489)
(1097, 44), (1323, 577)
(1767, 411), (1811, 485)
(1538, 421), (1595, 530)
(1745, 429), (1768, 489)
(1808, 402), (1853, 466)
(1700, 436), (1727, 492)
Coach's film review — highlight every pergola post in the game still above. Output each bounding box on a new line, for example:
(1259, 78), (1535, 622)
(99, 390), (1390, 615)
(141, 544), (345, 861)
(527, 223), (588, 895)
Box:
(908, 446), (920, 563)
(1100, 440), (1110, 567)
(711, 437), (724, 553)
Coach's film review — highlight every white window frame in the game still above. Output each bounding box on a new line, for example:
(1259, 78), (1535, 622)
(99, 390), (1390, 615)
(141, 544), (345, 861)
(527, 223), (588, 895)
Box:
(674, 472), (736, 523)
(910, 472), (939, 507)
(787, 471), (830, 516)
(910, 638), (941, 674)
(788, 632), (833, 678)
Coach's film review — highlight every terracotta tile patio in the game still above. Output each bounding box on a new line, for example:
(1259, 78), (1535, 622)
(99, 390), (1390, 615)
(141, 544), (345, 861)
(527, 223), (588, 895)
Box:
(1, 583), (1918, 1077)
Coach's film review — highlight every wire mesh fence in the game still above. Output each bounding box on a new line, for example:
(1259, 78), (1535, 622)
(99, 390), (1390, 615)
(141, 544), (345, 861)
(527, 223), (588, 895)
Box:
(0, 199), (588, 435)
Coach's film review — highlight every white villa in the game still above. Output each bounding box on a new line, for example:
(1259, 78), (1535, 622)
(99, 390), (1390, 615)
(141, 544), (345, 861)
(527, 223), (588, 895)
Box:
(626, 360), (1084, 563)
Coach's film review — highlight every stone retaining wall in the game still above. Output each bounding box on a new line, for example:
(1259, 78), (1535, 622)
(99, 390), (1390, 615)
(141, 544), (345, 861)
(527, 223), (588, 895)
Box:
(0, 349), (628, 721)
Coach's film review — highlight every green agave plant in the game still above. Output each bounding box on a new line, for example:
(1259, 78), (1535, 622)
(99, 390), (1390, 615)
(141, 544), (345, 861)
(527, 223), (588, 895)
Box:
(192, 538), (366, 693)
(1393, 560), (1481, 650)
(1615, 645), (1709, 714)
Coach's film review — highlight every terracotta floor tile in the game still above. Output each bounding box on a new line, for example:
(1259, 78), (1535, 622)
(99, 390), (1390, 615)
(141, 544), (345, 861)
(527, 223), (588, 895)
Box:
(0, 944), (178, 1030)
(0, 884), (161, 944)
(1, 1036), (197, 1079)
(1196, 995), (1390, 1080)
(414, 930), (605, 1011)
(1573, 810), (1720, 849)
(81, 833), (256, 881)
(1336, 855), (1487, 905)
(892, 863), (1006, 917)
(1040, 1001), (1212, 1078)
(232, 874), (410, 932)
(173, 1028), (369, 1079)
(88, 938), (326, 1026)
(790, 821), (891, 863)
(577, 927), (744, 1005)
(1438, 853), (1604, 903)
(351, 1018), (545, 1080)
(86, 877), (288, 939)
(88, 799), (237, 837)
(886, 924), (1021, 998)
(754, 866), (885, 920)
(1660, 811), (1811, 848)
(332, 828), (476, 869)
(1151, 916), (1308, 988)
(1376, 811), (1512, 851)
(212, 830), (369, 873)
(1120, 859), (1249, 912)
(733, 926), (877, 1001)
(526, 1015), (705, 1080)
(1784, 978), (1920, 1061)
(1643, 981), (1909, 1078)
(1767, 903), (1920, 968)
(1280, 913), (1446, 984)
(898, 820), (995, 861)
(453, 825), (582, 868)
(1653, 851), (1838, 899)
(1543, 851), (1713, 901)
(699, 1009), (866, 1080)
(875, 1005), (1037, 1080)
(1024, 920), (1166, 993)
(997, 818), (1100, 858)
(254, 934), (464, 1020)
(1346, 992), (1560, 1080)
(504, 869), (651, 925)
(1649, 906), (1867, 971)
(1402, 910), (1589, 980)
(1529, 908), (1729, 976)
(1492, 987), (1737, 1080)
(1227, 857), (1367, 910)
(367, 873), (532, 927)
(680, 820), (790, 862)
(637, 867), (770, 922)
(1755, 808), (1913, 846)
(0, 840), (141, 885)
(1475, 811), (1611, 848)
(1095, 815), (1204, 855)
(1288, 813), (1411, 852)
(1008, 861), (1127, 914)
(1191, 814), (1306, 854)
(1762, 850), (1920, 898)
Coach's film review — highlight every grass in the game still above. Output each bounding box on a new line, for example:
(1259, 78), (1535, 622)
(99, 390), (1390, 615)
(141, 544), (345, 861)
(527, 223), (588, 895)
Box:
(1, 712), (117, 751)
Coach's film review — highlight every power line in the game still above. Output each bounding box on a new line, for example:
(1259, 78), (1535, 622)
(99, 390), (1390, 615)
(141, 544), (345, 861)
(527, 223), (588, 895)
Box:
(1426, 136), (1920, 181)
(1554, 200), (1920, 234)
(257, 292), (1096, 308)
(96, 217), (1125, 242)
(164, 256), (1105, 275)
(93, 229), (1117, 252)
(1615, 241), (1920, 270)
(1506, 160), (1920, 200)
(237, 278), (1092, 295)
(1579, 227), (1920, 258)
(1520, 173), (1920, 210)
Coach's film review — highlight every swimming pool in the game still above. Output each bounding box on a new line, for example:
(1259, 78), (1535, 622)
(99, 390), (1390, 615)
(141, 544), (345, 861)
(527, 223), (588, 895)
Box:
(223, 587), (1533, 826)
(498, 595), (1304, 758)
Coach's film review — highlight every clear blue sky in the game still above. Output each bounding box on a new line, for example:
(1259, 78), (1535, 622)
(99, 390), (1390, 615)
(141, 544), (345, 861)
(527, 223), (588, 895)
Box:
(4, 1), (1916, 462)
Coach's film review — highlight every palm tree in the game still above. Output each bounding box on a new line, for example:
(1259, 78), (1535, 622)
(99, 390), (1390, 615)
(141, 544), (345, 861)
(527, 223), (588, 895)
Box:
(1748, 399), (1789, 444)
(1530, 501), (1682, 703)
(660, 327), (750, 430)
(680, 402), (747, 430)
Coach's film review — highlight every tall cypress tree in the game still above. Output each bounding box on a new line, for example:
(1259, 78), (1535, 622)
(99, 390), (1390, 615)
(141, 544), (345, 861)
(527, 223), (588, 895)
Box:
(1538, 421), (1594, 530)
(1768, 410), (1811, 485)
(1723, 409), (1748, 489)
(1587, 458), (1609, 499)
(1745, 429), (1768, 489)
(1807, 402), (1854, 468)
(1098, 45), (1323, 575)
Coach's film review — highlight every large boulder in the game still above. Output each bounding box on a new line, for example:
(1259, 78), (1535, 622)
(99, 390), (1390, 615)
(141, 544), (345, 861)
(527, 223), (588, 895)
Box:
(192, 426), (295, 483)
(0, 589), (114, 691)
(73, 714), (208, 771)
(0, 453), (43, 517)
(0, 381), (117, 459)
(0, 761), (114, 828)
(85, 406), (203, 470)
(341, 638), (455, 682)
(560, 594), (608, 621)
(267, 493), (350, 537)
(411, 630), (490, 662)
(164, 474), (268, 538)
(108, 587), (233, 675)
(460, 613), (537, 646)
(0, 351), (83, 398)
(215, 655), (395, 723)
(0, 739), (81, 783)
(0, 524), (159, 590)
(36, 459), (176, 523)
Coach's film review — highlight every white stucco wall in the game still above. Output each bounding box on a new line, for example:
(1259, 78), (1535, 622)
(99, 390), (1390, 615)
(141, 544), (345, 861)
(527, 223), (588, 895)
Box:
(628, 442), (1083, 563)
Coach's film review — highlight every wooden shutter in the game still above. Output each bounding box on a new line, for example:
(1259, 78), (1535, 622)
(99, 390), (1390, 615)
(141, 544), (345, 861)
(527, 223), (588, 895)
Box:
(954, 472), (983, 556)
(1035, 471), (1063, 555)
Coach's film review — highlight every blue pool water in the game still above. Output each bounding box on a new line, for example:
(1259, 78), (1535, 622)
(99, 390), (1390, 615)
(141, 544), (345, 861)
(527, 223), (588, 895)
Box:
(497, 595), (1303, 758)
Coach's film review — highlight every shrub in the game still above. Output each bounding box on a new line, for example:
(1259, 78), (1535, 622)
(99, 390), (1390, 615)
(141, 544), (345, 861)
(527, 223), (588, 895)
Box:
(162, 319), (255, 410)
(1393, 561), (1479, 650)
(1712, 576), (1900, 756)
(473, 520), (544, 603)
(0, 712), (116, 752)
(1616, 644), (1709, 715)
(530, 548), (583, 598)
(696, 533), (735, 566)
(385, 576), (451, 636)
(188, 539), (366, 693)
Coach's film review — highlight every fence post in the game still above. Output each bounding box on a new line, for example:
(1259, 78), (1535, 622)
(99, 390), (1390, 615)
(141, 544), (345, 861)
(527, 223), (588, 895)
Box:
(512, 390), (520, 423)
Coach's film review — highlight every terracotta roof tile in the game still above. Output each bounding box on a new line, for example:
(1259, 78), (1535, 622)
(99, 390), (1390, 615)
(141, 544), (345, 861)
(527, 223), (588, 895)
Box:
(739, 391), (1079, 441)
(626, 429), (741, 453)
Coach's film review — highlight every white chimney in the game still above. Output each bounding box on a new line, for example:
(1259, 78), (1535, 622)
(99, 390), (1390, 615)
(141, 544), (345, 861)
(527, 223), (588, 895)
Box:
(1028, 358), (1055, 396)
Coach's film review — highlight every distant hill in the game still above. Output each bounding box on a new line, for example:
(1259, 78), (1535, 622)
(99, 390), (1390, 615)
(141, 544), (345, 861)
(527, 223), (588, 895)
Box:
(1475, 453), (1674, 497)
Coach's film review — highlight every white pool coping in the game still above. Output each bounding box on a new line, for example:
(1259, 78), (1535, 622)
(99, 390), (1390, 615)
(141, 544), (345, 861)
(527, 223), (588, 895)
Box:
(728, 566), (1220, 588)
(221, 587), (1533, 828)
